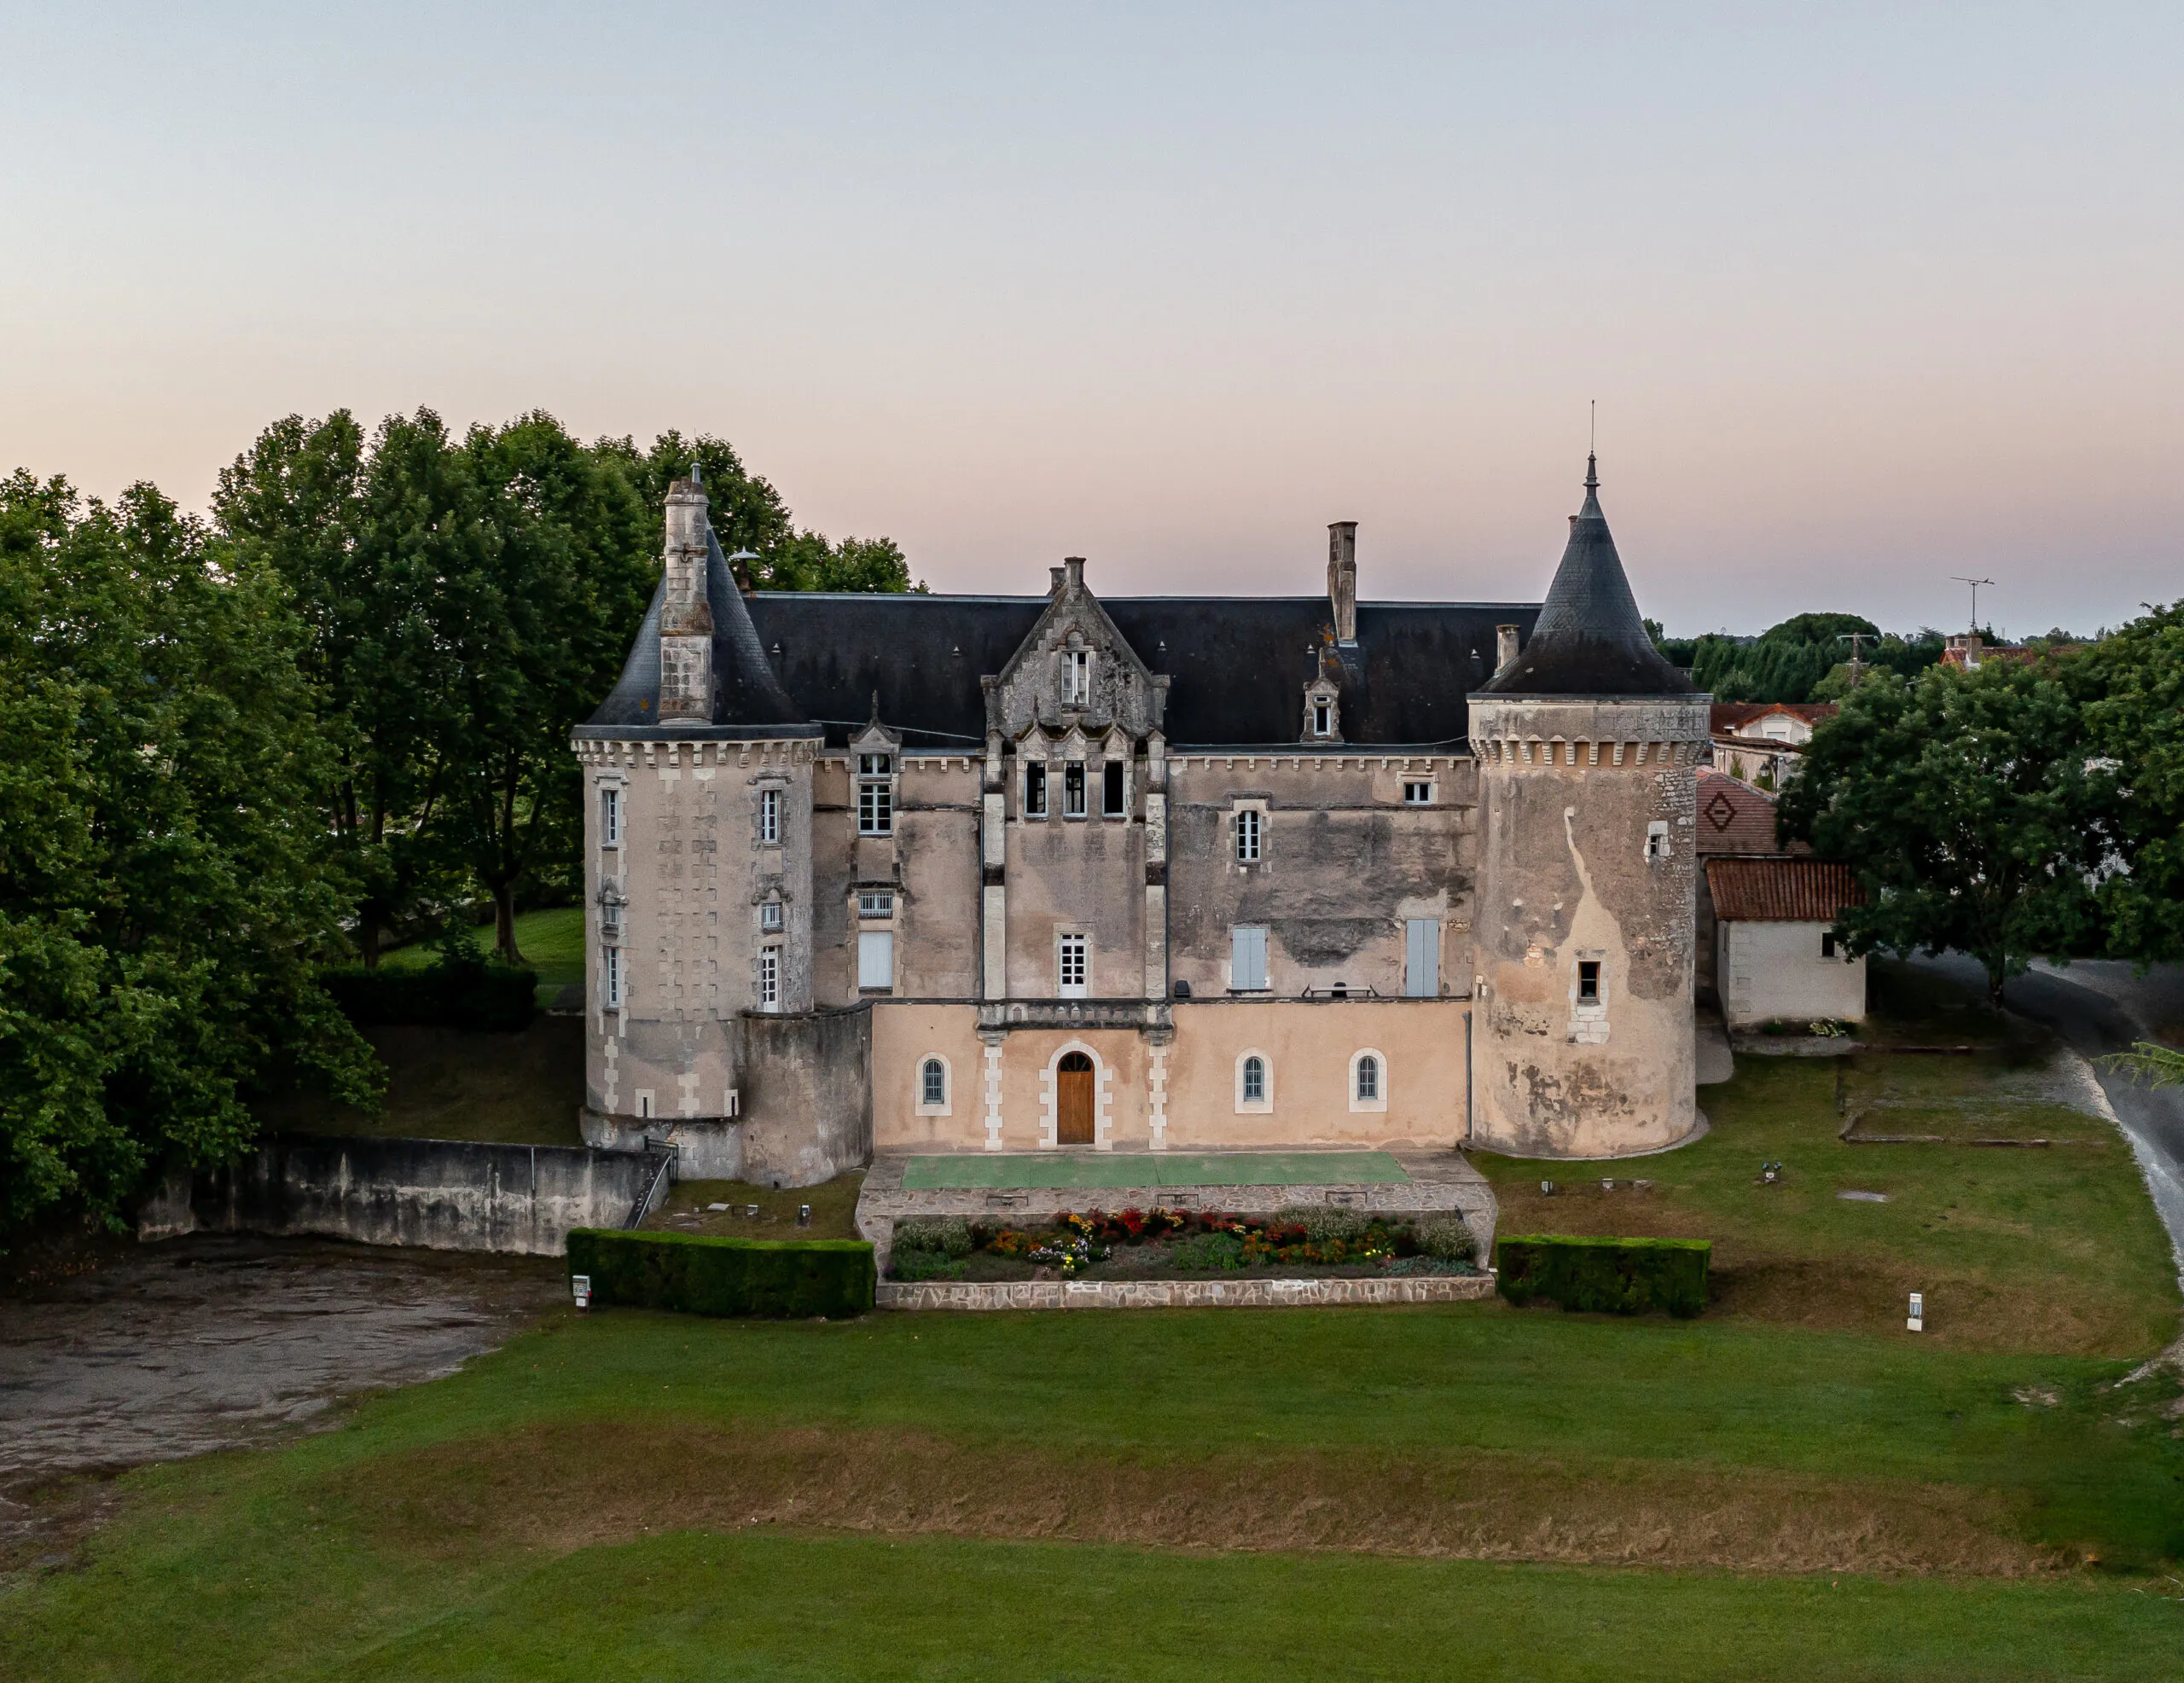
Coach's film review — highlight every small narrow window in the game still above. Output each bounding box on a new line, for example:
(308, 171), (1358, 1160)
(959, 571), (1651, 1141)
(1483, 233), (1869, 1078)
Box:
(1242, 1056), (1266, 1104)
(600, 786), (621, 846)
(1313, 699), (1331, 735)
(759, 786), (781, 845)
(1064, 648), (1089, 704)
(760, 901), (783, 932)
(758, 947), (781, 1010)
(921, 1058), (947, 1108)
(1103, 760), (1126, 817)
(636, 1090), (653, 1119)
(1235, 808), (1262, 862)
(1229, 925), (1269, 991)
(1646, 820), (1670, 861)
(1577, 960), (1601, 1005)
(857, 754), (893, 836)
(602, 943), (622, 1008)
(857, 888), (894, 919)
(1821, 931), (1838, 959)
(1058, 931), (1089, 997)
(1356, 1054), (1380, 1102)
(1403, 781), (1432, 805)
(1025, 761), (1048, 816)
(857, 930), (894, 991)
(1063, 761), (1087, 817)
(601, 898), (621, 931)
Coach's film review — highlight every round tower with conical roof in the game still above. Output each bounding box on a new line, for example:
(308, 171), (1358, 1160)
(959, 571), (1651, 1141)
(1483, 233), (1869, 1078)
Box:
(1467, 456), (1710, 1158)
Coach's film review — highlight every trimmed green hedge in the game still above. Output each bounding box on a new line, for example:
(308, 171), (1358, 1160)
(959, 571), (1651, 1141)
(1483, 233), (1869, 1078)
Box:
(321, 961), (537, 1031)
(566, 1228), (874, 1319)
(1494, 1233), (1711, 1318)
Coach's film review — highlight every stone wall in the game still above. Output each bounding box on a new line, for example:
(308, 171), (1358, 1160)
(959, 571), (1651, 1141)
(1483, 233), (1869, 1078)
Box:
(738, 1003), (874, 1186)
(177, 1135), (659, 1256)
(1718, 919), (1867, 1028)
(876, 1274), (1496, 1310)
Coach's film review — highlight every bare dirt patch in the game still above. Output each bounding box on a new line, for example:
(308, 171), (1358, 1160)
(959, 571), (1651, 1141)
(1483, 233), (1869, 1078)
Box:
(320, 1418), (2053, 1578)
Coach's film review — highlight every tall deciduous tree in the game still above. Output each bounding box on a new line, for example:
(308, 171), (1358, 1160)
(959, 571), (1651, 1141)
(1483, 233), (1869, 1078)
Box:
(1777, 661), (2111, 1003)
(2075, 601), (2184, 962)
(0, 473), (378, 1238)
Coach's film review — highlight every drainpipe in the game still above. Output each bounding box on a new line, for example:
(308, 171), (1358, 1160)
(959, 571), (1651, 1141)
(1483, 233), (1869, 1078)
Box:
(1462, 1007), (1473, 1147)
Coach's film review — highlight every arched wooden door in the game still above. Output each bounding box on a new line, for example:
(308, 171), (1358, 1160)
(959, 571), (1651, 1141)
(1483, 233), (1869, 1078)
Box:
(1056, 1052), (1095, 1146)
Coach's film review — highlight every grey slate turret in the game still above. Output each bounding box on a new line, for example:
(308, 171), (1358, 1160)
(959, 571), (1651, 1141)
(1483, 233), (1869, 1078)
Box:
(1477, 455), (1693, 699)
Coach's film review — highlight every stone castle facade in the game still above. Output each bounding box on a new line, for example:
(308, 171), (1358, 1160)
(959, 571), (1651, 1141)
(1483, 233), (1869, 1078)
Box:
(573, 459), (1707, 1183)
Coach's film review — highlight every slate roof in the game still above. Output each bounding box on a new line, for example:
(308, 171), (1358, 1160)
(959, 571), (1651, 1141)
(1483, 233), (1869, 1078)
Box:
(1475, 456), (1695, 700)
(741, 593), (1542, 749)
(1705, 858), (1866, 921)
(1695, 768), (1789, 856)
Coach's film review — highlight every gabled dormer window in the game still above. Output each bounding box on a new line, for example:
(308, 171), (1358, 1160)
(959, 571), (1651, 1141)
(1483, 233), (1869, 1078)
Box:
(1063, 647), (1090, 705)
(857, 753), (893, 836)
(1304, 687), (1339, 741)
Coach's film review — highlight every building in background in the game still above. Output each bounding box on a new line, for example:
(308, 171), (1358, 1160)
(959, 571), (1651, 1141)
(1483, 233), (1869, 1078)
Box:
(1705, 858), (1867, 1029)
(1707, 701), (1836, 790)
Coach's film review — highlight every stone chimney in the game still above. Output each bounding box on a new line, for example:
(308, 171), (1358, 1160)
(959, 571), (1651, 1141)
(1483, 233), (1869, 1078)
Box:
(1496, 624), (1520, 676)
(1327, 522), (1357, 643)
(659, 474), (716, 724)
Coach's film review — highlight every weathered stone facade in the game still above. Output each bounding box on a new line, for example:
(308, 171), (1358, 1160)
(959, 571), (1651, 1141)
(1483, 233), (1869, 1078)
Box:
(573, 458), (1702, 1181)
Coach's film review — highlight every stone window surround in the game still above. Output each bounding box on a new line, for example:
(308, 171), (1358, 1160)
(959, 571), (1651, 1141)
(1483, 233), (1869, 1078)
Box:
(1019, 737), (1136, 824)
(1056, 926), (1090, 998)
(756, 780), (785, 848)
(1231, 798), (1267, 865)
(1303, 683), (1340, 742)
(596, 778), (625, 848)
(916, 1052), (952, 1116)
(1349, 1047), (1388, 1112)
(1234, 1048), (1274, 1114)
(1569, 949), (1610, 1045)
(1038, 1038), (1113, 1151)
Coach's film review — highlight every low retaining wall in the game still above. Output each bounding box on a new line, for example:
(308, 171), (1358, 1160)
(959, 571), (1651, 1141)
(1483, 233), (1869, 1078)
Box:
(174, 1134), (659, 1256)
(875, 1274), (1495, 1311)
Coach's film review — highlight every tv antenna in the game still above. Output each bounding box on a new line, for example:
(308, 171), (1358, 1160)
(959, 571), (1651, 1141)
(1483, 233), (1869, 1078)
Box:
(1950, 576), (1995, 635)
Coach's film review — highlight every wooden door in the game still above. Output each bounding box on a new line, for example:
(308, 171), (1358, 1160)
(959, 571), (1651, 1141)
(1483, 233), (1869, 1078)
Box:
(1057, 1053), (1095, 1145)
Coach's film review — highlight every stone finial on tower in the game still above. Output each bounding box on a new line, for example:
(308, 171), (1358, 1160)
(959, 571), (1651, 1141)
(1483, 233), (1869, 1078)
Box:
(1327, 522), (1358, 644)
(1496, 624), (1521, 675)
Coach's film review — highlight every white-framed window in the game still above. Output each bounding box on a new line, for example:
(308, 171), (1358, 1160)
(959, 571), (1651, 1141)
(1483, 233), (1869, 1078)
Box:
(857, 888), (894, 919)
(917, 1054), (951, 1115)
(758, 786), (781, 845)
(599, 786), (622, 847)
(602, 943), (622, 1009)
(760, 901), (784, 933)
(857, 753), (893, 836)
(1404, 920), (1439, 998)
(1403, 781), (1433, 805)
(1102, 760), (1127, 818)
(1024, 760), (1048, 817)
(1312, 699), (1332, 735)
(1646, 819), (1670, 861)
(1229, 925), (1269, 992)
(1350, 1048), (1388, 1112)
(1063, 761), (1087, 817)
(857, 930), (895, 991)
(1235, 807), (1262, 863)
(1058, 931), (1089, 998)
(1577, 959), (1603, 1007)
(1234, 1050), (1272, 1113)
(600, 897), (621, 931)
(1064, 647), (1089, 704)
(758, 946), (781, 1011)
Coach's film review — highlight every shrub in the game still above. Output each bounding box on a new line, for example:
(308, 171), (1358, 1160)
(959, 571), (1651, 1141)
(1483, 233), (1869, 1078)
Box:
(1385, 1256), (1479, 1277)
(1411, 1216), (1478, 1263)
(887, 1251), (967, 1283)
(1275, 1207), (1379, 1246)
(566, 1228), (874, 1319)
(321, 961), (537, 1031)
(1171, 1231), (1247, 1272)
(1495, 1234), (1709, 1318)
(892, 1216), (972, 1258)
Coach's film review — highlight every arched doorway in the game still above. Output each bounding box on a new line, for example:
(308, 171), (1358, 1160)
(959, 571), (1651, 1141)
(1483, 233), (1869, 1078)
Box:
(1056, 1051), (1095, 1146)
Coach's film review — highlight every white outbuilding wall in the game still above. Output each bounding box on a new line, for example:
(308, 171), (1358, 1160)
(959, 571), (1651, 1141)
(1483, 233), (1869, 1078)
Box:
(1716, 919), (1865, 1028)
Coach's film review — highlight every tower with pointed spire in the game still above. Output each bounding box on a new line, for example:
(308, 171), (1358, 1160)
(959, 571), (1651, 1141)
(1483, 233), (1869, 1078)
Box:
(1466, 456), (1711, 1157)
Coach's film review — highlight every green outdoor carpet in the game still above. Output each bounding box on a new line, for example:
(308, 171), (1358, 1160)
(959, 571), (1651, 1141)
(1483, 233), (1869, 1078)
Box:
(900, 1152), (1413, 1191)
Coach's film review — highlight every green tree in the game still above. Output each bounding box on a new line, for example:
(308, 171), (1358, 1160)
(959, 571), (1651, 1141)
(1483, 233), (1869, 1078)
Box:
(1777, 661), (2110, 1003)
(0, 473), (378, 1239)
(2074, 601), (2184, 961)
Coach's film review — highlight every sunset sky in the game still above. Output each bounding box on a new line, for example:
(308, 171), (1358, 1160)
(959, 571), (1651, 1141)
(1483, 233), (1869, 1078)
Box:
(5, 3), (2179, 637)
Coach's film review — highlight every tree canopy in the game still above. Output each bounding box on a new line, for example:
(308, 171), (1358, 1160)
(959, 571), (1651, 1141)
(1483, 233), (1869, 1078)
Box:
(1652, 612), (1945, 704)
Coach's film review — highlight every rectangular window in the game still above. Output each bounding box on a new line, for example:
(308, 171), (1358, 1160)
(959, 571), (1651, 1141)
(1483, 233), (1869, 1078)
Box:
(1577, 960), (1602, 1005)
(1058, 932), (1089, 997)
(1103, 759), (1126, 817)
(1024, 761), (1048, 817)
(1821, 931), (1837, 959)
(857, 930), (894, 991)
(758, 786), (781, 845)
(857, 754), (893, 836)
(1235, 807), (1262, 862)
(857, 888), (894, 919)
(601, 898), (620, 931)
(1065, 649), (1089, 703)
(1646, 819), (1670, 861)
(760, 901), (783, 932)
(1230, 925), (1269, 992)
(602, 943), (622, 1008)
(1063, 761), (1087, 817)
(758, 946), (781, 1011)
(1403, 781), (1432, 805)
(1404, 919), (1440, 998)
(600, 786), (621, 846)
(1313, 700), (1331, 735)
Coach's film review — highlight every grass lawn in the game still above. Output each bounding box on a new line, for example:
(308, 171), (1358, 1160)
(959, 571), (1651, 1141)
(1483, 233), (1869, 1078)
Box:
(256, 1017), (585, 1148)
(643, 1173), (867, 1240)
(5, 1306), (2181, 1680)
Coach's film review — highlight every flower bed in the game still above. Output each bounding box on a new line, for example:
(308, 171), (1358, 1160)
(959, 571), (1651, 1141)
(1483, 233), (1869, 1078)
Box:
(887, 1207), (1479, 1284)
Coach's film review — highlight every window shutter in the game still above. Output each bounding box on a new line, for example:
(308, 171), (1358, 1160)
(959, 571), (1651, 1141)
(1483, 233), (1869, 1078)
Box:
(1404, 920), (1439, 997)
(1231, 926), (1268, 991)
(857, 931), (895, 990)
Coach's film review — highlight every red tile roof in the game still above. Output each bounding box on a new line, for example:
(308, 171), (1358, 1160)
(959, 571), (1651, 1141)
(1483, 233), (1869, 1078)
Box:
(1694, 768), (1786, 856)
(1705, 858), (1867, 922)
(1709, 701), (1838, 734)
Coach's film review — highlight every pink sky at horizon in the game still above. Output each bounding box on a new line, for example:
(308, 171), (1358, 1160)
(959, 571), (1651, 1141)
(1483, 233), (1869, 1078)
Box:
(3, 3), (2179, 639)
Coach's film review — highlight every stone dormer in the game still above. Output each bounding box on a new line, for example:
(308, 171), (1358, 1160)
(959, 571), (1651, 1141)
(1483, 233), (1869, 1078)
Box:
(985, 557), (1168, 744)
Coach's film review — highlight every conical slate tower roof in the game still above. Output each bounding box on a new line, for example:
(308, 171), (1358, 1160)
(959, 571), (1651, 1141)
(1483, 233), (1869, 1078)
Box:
(1477, 456), (1694, 699)
(578, 510), (814, 737)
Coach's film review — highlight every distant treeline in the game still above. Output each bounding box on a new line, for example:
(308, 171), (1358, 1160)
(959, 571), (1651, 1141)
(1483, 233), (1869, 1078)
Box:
(1648, 612), (2103, 705)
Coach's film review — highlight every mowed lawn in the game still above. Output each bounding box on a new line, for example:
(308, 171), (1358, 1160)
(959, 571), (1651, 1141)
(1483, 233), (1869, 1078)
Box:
(7, 1304), (2181, 1681)
(380, 906), (588, 989)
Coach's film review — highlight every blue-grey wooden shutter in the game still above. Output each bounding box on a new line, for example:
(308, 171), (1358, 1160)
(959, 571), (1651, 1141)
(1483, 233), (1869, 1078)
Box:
(1404, 920), (1439, 997)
